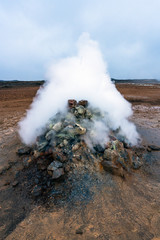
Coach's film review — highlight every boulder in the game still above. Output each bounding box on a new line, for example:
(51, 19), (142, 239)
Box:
(68, 99), (77, 108)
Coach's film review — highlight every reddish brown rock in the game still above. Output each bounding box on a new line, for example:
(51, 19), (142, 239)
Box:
(101, 160), (124, 177)
(78, 100), (88, 107)
(68, 99), (77, 108)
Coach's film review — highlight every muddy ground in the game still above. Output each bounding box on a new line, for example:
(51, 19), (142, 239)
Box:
(0, 82), (160, 240)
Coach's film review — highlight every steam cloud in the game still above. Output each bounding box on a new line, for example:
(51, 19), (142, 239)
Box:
(18, 33), (139, 146)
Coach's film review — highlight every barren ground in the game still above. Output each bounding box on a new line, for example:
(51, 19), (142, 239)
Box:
(0, 82), (160, 240)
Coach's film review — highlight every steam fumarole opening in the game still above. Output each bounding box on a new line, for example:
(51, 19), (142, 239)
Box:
(18, 32), (139, 147)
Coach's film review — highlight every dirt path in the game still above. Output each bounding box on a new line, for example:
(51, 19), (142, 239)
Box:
(0, 83), (160, 240)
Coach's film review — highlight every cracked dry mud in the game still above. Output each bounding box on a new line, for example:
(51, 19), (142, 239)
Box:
(0, 82), (160, 240)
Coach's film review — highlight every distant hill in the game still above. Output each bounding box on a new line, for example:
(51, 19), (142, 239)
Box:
(0, 79), (159, 89)
(0, 80), (45, 89)
(111, 78), (159, 84)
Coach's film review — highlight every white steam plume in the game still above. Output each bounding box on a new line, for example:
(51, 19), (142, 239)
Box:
(18, 33), (139, 146)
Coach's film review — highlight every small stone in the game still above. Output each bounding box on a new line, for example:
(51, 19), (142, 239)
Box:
(72, 154), (82, 161)
(37, 140), (48, 152)
(76, 230), (83, 235)
(132, 156), (142, 169)
(23, 156), (33, 168)
(17, 147), (31, 156)
(59, 142), (64, 148)
(68, 99), (77, 108)
(147, 146), (152, 152)
(12, 180), (19, 187)
(45, 130), (55, 141)
(33, 150), (40, 158)
(85, 109), (92, 119)
(112, 140), (124, 152)
(148, 145), (160, 151)
(32, 185), (42, 197)
(76, 227), (83, 235)
(104, 149), (119, 162)
(63, 139), (68, 146)
(44, 147), (53, 155)
(52, 122), (62, 132)
(74, 123), (86, 135)
(78, 100), (88, 107)
(94, 144), (105, 153)
(76, 105), (86, 115)
(47, 161), (63, 171)
(52, 168), (64, 179)
(72, 143), (80, 152)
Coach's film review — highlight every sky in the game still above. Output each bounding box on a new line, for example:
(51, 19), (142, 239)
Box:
(0, 0), (160, 80)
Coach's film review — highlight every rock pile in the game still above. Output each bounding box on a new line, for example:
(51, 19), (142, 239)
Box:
(17, 99), (143, 198)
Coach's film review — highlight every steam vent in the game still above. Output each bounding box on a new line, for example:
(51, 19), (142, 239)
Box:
(17, 99), (144, 200)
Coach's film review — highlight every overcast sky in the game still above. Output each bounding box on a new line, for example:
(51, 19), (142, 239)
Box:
(0, 0), (160, 80)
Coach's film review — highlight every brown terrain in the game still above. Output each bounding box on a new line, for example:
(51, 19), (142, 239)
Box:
(0, 81), (160, 240)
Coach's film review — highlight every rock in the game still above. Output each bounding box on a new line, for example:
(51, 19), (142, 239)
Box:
(47, 161), (63, 171)
(33, 150), (40, 158)
(23, 156), (33, 168)
(85, 109), (92, 119)
(45, 130), (55, 141)
(148, 145), (160, 151)
(56, 132), (68, 140)
(12, 180), (19, 187)
(76, 228), (83, 235)
(72, 143), (80, 152)
(75, 105), (86, 115)
(37, 140), (48, 152)
(74, 123), (86, 135)
(52, 122), (62, 132)
(17, 147), (31, 156)
(68, 99), (77, 108)
(52, 168), (64, 179)
(94, 144), (105, 153)
(78, 100), (88, 107)
(43, 147), (53, 156)
(63, 139), (68, 146)
(32, 185), (42, 197)
(101, 160), (124, 177)
(112, 140), (124, 152)
(104, 149), (119, 162)
(72, 154), (82, 161)
(132, 156), (142, 169)
(147, 146), (152, 152)
(117, 157), (130, 171)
